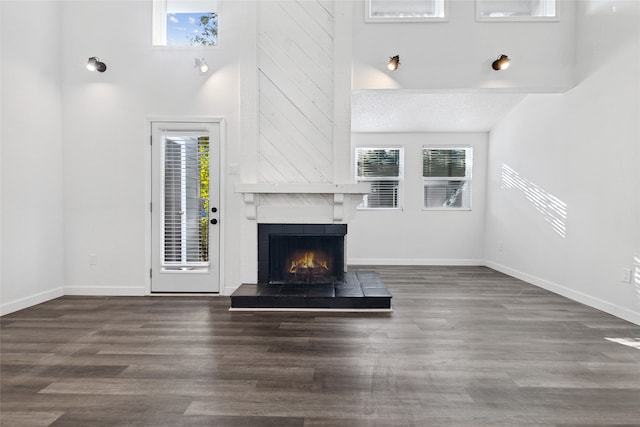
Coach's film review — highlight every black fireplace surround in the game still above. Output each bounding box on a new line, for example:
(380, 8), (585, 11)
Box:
(230, 223), (391, 310)
(258, 223), (346, 285)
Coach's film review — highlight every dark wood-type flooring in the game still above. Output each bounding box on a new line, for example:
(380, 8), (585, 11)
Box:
(2, 266), (640, 427)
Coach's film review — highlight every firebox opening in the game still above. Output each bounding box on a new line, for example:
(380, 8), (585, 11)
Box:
(269, 235), (344, 285)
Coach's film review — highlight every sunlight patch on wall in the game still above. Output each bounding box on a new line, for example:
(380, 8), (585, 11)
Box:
(501, 164), (568, 238)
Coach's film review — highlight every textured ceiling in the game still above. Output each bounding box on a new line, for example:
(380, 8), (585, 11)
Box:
(351, 91), (527, 133)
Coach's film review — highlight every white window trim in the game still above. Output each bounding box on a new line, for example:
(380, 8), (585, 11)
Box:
(422, 146), (472, 211)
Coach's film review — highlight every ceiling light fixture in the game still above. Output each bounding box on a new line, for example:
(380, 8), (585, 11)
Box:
(86, 57), (107, 72)
(195, 58), (209, 73)
(387, 55), (400, 71)
(492, 54), (511, 71)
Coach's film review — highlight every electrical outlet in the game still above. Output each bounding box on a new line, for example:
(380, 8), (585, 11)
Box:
(90, 254), (97, 266)
(621, 268), (632, 283)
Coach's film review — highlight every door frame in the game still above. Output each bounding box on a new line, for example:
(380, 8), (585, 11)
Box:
(144, 116), (226, 294)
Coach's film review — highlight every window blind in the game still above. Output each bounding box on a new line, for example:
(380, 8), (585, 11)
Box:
(356, 148), (403, 209)
(423, 149), (467, 178)
(423, 147), (471, 209)
(162, 135), (210, 268)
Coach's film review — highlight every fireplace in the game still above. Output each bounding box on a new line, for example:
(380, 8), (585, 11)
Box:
(231, 222), (391, 310)
(258, 224), (346, 285)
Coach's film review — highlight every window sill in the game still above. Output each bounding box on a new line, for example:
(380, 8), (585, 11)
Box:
(357, 207), (403, 211)
(423, 208), (472, 211)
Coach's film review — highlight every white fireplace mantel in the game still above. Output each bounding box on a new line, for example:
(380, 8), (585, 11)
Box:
(235, 183), (370, 222)
(235, 183), (370, 195)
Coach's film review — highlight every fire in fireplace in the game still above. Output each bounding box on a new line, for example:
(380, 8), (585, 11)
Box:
(258, 224), (346, 285)
(288, 250), (330, 282)
(270, 235), (342, 284)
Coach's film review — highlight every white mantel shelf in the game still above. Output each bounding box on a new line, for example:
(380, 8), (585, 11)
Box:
(235, 183), (370, 194)
(235, 183), (370, 221)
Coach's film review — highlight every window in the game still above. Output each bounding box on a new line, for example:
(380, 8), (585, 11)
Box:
(355, 147), (404, 209)
(162, 134), (210, 270)
(423, 147), (472, 210)
(476, 0), (557, 21)
(153, 0), (218, 46)
(365, 0), (448, 22)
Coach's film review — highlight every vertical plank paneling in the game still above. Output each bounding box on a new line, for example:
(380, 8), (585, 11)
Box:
(258, 0), (334, 194)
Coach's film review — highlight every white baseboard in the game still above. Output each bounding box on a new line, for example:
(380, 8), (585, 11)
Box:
(223, 286), (239, 296)
(348, 258), (484, 266)
(0, 287), (64, 316)
(63, 286), (146, 296)
(486, 261), (640, 326)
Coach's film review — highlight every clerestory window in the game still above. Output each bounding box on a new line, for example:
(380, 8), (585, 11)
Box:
(476, 0), (557, 21)
(153, 0), (218, 47)
(365, 0), (448, 22)
(423, 147), (472, 210)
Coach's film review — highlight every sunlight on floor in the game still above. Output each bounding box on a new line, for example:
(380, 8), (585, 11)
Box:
(605, 337), (640, 350)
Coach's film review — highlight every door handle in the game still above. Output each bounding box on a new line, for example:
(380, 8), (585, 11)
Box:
(210, 218), (218, 225)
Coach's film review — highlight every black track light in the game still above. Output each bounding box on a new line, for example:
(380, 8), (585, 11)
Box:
(87, 57), (107, 72)
(492, 54), (511, 71)
(387, 55), (400, 71)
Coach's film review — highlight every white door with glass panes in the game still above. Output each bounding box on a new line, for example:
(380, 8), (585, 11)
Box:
(151, 122), (220, 292)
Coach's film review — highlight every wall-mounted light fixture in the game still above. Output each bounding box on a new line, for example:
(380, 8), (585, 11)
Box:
(195, 58), (209, 73)
(491, 54), (511, 71)
(387, 55), (400, 71)
(86, 57), (107, 72)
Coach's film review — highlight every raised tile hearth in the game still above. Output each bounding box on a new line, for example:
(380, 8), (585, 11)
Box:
(230, 271), (392, 311)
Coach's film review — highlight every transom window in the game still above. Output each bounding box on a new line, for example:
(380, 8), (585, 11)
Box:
(355, 147), (404, 209)
(423, 147), (472, 210)
(153, 0), (218, 47)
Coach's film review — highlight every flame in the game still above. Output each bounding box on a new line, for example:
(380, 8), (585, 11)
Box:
(289, 252), (328, 273)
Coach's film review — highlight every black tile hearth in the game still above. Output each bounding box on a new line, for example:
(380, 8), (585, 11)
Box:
(230, 271), (392, 311)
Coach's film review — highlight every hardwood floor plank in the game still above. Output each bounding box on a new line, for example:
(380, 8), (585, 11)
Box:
(2, 266), (639, 426)
(0, 411), (65, 427)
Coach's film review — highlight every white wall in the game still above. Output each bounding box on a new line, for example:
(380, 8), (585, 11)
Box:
(484, 0), (640, 324)
(0, 1), (65, 314)
(351, 0), (576, 92)
(60, 0), (249, 295)
(348, 132), (487, 265)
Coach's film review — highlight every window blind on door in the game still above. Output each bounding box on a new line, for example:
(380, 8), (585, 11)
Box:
(162, 135), (210, 269)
